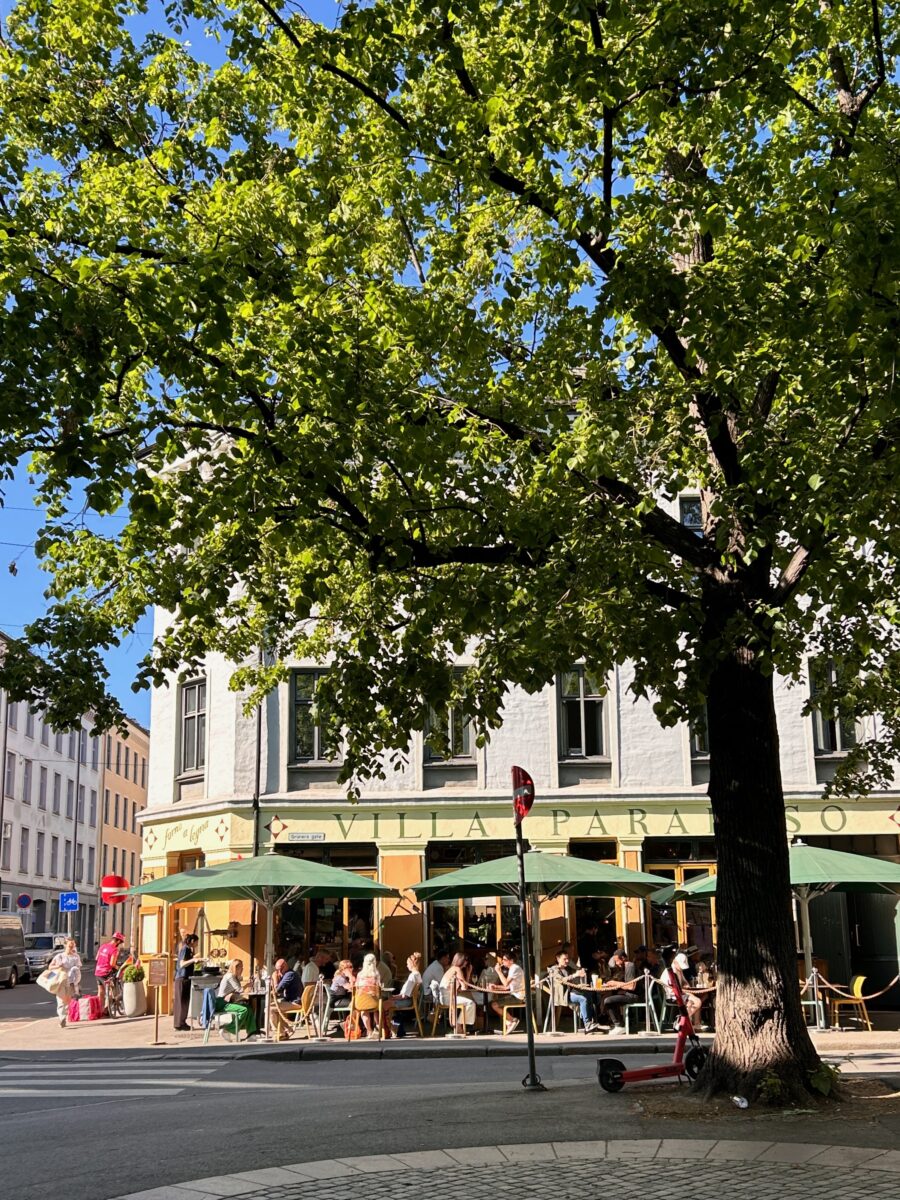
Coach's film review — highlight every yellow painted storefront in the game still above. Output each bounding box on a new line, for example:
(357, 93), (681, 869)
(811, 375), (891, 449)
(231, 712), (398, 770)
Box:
(140, 795), (900, 1014)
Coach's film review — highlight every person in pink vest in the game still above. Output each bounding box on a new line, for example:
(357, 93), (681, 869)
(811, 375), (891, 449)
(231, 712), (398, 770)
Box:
(94, 931), (124, 1014)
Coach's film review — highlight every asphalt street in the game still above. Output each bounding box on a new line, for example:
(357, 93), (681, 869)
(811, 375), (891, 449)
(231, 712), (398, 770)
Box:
(4, 984), (900, 1200)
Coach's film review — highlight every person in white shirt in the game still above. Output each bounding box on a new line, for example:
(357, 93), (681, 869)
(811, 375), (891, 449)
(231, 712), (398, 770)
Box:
(490, 949), (527, 1032)
(421, 950), (450, 1001)
(661, 946), (702, 1026)
(301, 949), (327, 986)
(389, 952), (423, 1037)
(48, 938), (82, 1028)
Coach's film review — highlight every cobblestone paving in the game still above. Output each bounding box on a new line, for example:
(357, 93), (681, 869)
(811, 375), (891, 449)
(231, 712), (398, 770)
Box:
(116, 1141), (900, 1200)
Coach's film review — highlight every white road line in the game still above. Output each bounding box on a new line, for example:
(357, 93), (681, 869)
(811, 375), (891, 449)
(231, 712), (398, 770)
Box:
(0, 1066), (218, 1074)
(0, 1088), (184, 1097)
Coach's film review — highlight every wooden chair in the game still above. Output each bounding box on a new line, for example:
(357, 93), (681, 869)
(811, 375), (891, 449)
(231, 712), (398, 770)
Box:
(501, 998), (529, 1035)
(831, 976), (873, 1031)
(349, 987), (382, 1039)
(541, 972), (583, 1034)
(397, 981), (426, 1038)
(270, 983), (317, 1041)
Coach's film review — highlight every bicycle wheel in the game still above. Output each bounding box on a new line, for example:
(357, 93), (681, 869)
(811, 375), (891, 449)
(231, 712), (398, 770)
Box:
(107, 984), (124, 1019)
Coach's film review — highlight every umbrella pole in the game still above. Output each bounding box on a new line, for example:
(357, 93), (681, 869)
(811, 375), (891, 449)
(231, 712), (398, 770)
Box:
(797, 890), (825, 1031)
(264, 901), (275, 1040)
(515, 822), (545, 1091)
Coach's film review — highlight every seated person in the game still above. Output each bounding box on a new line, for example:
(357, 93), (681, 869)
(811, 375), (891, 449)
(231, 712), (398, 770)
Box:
(274, 958), (302, 1004)
(552, 949), (599, 1032)
(489, 949), (527, 1032)
(215, 958), (258, 1037)
(661, 945), (702, 1026)
(330, 959), (356, 999)
(422, 950), (450, 999)
(598, 949), (640, 1032)
(390, 952), (423, 1037)
(439, 953), (476, 1034)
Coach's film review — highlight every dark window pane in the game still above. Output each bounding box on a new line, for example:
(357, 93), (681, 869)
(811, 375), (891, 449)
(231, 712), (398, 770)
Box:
(561, 671), (580, 698)
(294, 707), (315, 759)
(562, 699), (583, 755)
(584, 699), (603, 756)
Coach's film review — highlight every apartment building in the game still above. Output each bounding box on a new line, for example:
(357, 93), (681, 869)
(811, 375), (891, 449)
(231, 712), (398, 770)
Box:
(98, 718), (149, 943)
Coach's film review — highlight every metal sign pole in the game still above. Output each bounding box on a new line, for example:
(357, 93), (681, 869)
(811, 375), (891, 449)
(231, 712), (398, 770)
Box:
(511, 765), (545, 1092)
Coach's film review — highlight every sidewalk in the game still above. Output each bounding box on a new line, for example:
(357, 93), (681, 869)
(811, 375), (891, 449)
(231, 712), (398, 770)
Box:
(2, 1009), (898, 1063)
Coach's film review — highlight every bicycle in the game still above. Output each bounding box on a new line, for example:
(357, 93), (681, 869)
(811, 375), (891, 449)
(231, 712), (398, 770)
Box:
(103, 965), (127, 1019)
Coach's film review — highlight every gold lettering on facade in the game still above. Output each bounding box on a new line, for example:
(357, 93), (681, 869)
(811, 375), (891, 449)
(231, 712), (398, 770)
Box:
(629, 808), (649, 836)
(785, 805), (801, 833)
(585, 809), (609, 836)
(821, 804), (847, 832)
(335, 813), (358, 839)
(552, 809), (571, 836)
(466, 812), (488, 838)
(666, 809), (688, 836)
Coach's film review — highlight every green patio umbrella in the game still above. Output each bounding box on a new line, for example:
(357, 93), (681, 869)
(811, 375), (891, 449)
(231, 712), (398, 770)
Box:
(660, 840), (900, 979)
(129, 851), (398, 974)
(412, 850), (670, 902)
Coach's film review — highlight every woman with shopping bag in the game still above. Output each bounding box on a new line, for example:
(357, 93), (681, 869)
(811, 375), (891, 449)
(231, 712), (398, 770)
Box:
(46, 938), (82, 1028)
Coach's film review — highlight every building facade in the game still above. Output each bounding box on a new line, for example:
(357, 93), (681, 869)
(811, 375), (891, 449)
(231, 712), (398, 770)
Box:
(140, 615), (900, 1012)
(0, 690), (103, 956)
(99, 718), (149, 944)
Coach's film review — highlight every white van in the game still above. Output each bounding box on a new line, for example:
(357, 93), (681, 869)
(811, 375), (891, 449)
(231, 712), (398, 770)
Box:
(0, 915), (29, 987)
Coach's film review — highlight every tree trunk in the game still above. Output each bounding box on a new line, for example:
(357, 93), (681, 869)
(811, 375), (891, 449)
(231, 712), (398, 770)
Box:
(701, 646), (821, 1101)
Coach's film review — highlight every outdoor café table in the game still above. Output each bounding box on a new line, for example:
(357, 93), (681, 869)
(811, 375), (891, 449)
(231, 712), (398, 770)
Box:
(246, 988), (268, 1034)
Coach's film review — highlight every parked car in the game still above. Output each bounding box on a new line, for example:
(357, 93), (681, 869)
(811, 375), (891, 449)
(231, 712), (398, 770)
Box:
(23, 932), (67, 978)
(0, 916), (29, 987)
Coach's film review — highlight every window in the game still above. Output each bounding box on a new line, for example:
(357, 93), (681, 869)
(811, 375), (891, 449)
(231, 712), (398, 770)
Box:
(101, 844), (108, 877)
(66, 779), (74, 820)
(19, 827), (29, 873)
(132, 805), (138, 835)
(77, 784), (85, 823)
(180, 680), (207, 773)
(87, 846), (95, 884)
(104, 789), (110, 824)
(4, 751), (15, 797)
(124, 745), (130, 780)
(89, 789), (97, 828)
(424, 695), (474, 763)
(1, 822), (11, 871)
(115, 741), (121, 775)
(64, 839), (72, 879)
(79, 727), (86, 765)
(130, 852), (135, 884)
(6, 701), (17, 729)
(810, 658), (859, 755)
(38, 766), (47, 810)
(40, 721), (49, 747)
(68, 731), (76, 761)
(54, 730), (62, 755)
(114, 793), (120, 827)
(105, 733), (112, 768)
(680, 496), (703, 533)
(50, 836), (59, 877)
(0, 893), (9, 912)
(22, 759), (32, 804)
(558, 667), (606, 758)
(75, 845), (83, 883)
(122, 797), (129, 831)
(91, 735), (99, 771)
(25, 707), (35, 739)
(35, 831), (45, 876)
(291, 671), (337, 762)
(112, 846), (118, 874)
(133, 751), (139, 783)
(52, 773), (61, 815)
(690, 708), (710, 758)
(141, 756), (147, 788)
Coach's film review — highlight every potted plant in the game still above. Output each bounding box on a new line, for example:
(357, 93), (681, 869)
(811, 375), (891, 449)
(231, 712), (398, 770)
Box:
(122, 963), (147, 1018)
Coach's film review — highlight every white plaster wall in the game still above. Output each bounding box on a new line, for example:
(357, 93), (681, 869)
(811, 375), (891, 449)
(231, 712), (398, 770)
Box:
(773, 670), (814, 786)
(615, 662), (687, 790)
(484, 684), (553, 790)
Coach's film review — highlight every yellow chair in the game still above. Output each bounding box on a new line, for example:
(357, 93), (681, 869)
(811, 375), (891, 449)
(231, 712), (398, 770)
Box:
(430, 995), (468, 1036)
(349, 988), (382, 1039)
(269, 982), (318, 1040)
(406, 982), (426, 1038)
(831, 976), (873, 1031)
(501, 999), (529, 1035)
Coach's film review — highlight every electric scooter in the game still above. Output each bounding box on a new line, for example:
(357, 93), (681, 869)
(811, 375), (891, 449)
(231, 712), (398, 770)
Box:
(597, 960), (708, 1092)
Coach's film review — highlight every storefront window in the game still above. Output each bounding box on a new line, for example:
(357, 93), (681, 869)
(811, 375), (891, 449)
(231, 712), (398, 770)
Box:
(643, 841), (716, 957)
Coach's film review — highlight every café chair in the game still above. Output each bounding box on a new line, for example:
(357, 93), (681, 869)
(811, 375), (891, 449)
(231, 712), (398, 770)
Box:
(404, 982), (427, 1038)
(501, 998), (530, 1036)
(541, 971), (583, 1034)
(831, 976), (873, 1031)
(270, 982), (318, 1040)
(349, 988), (382, 1039)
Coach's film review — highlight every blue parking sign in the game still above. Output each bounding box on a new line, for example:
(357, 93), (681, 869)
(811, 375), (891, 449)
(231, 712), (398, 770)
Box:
(59, 891), (79, 913)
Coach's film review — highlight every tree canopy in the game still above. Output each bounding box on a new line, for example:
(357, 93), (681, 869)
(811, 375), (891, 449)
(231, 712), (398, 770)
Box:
(1, 0), (898, 779)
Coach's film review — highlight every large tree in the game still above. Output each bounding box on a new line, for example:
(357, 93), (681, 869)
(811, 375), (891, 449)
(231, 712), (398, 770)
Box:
(2, 0), (900, 1097)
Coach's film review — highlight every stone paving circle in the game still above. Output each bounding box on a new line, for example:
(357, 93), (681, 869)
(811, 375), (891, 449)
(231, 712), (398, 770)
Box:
(114, 1138), (900, 1200)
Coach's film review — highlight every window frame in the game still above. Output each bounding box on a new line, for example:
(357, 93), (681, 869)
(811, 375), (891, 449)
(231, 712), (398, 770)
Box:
(810, 658), (860, 757)
(290, 670), (343, 765)
(557, 666), (608, 761)
(423, 696), (475, 765)
(179, 678), (207, 775)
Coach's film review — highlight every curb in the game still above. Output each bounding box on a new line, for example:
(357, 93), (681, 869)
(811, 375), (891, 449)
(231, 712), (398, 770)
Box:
(111, 1137), (900, 1200)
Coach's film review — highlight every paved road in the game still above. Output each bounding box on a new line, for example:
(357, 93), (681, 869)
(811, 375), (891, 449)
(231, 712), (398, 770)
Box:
(0, 976), (53, 1022)
(1, 1052), (899, 1200)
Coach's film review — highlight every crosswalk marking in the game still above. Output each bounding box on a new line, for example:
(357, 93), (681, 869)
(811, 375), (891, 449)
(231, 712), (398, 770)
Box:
(0, 1061), (221, 1102)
